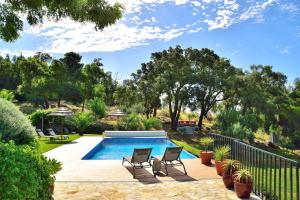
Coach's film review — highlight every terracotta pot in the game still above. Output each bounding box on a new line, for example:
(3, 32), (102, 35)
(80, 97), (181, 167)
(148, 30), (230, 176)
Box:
(200, 151), (213, 165)
(215, 161), (224, 176)
(222, 173), (234, 188)
(234, 182), (253, 198)
(49, 184), (55, 194)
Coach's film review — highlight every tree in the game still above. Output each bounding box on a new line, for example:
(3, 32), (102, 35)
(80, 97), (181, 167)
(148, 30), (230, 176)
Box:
(88, 97), (106, 119)
(188, 48), (241, 130)
(151, 46), (193, 130)
(113, 79), (140, 108)
(80, 58), (106, 111)
(0, 0), (123, 42)
(17, 57), (53, 108)
(0, 55), (21, 90)
(230, 65), (288, 134)
(279, 78), (300, 146)
(132, 62), (162, 118)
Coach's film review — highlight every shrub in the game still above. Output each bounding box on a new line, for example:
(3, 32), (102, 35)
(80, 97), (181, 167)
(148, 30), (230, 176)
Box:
(144, 117), (162, 130)
(117, 113), (145, 131)
(126, 103), (145, 114)
(73, 112), (93, 135)
(88, 97), (106, 119)
(0, 98), (35, 145)
(0, 141), (61, 199)
(215, 108), (258, 142)
(0, 89), (14, 101)
(29, 109), (53, 127)
(84, 121), (113, 134)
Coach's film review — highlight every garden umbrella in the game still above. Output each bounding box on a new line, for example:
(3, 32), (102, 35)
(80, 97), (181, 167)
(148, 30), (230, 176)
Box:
(48, 107), (74, 134)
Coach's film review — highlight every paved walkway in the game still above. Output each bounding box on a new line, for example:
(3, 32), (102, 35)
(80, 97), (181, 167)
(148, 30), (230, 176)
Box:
(53, 179), (260, 200)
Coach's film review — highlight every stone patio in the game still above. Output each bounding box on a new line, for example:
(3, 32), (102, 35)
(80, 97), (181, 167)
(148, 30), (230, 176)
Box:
(53, 180), (260, 200)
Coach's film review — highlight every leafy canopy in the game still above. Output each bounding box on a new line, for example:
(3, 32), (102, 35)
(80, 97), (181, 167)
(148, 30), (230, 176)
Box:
(0, 0), (123, 41)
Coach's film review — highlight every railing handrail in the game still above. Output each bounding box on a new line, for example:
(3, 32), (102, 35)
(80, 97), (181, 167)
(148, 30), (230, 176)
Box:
(207, 132), (299, 164)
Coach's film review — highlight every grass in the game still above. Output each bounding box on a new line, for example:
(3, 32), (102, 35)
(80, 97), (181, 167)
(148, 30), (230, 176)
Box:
(172, 139), (201, 156)
(38, 134), (101, 153)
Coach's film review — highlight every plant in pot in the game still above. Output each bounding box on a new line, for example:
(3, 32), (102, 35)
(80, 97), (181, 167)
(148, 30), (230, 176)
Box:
(48, 158), (62, 194)
(214, 145), (231, 175)
(199, 137), (214, 165)
(222, 159), (239, 188)
(233, 169), (253, 198)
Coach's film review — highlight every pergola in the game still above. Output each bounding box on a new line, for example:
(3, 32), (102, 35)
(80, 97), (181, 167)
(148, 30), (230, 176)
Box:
(48, 107), (74, 134)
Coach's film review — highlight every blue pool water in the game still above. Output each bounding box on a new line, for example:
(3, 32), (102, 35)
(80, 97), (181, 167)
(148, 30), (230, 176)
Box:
(82, 138), (196, 160)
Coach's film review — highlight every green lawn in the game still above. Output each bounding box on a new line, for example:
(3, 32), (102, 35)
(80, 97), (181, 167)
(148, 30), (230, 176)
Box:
(38, 134), (101, 153)
(172, 139), (201, 156)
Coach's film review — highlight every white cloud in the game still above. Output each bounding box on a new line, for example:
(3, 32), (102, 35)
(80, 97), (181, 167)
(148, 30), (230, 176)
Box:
(280, 3), (299, 14)
(0, 49), (37, 57)
(239, 0), (276, 21)
(280, 47), (291, 54)
(1, 0), (281, 53)
(25, 18), (189, 53)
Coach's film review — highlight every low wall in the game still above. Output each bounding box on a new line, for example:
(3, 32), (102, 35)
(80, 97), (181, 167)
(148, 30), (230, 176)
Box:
(104, 130), (167, 138)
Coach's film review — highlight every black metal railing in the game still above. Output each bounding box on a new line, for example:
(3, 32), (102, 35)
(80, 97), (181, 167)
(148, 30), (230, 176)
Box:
(206, 132), (300, 200)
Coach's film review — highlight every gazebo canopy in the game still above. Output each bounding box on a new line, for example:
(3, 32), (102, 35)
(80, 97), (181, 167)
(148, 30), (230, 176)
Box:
(108, 109), (127, 117)
(48, 107), (74, 117)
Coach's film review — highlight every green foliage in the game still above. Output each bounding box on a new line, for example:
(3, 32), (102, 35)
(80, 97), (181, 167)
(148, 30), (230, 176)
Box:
(0, 89), (14, 101)
(73, 112), (93, 134)
(144, 117), (162, 130)
(88, 97), (106, 118)
(199, 137), (214, 152)
(29, 109), (53, 126)
(127, 103), (145, 114)
(0, 141), (61, 199)
(117, 113), (145, 131)
(233, 169), (252, 184)
(214, 145), (231, 161)
(1, 0), (123, 42)
(215, 109), (258, 143)
(0, 98), (35, 145)
(222, 159), (240, 176)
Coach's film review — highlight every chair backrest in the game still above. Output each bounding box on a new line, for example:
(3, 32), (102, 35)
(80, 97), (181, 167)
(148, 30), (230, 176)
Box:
(36, 129), (45, 137)
(47, 129), (56, 136)
(131, 148), (152, 163)
(162, 147), (183, 162)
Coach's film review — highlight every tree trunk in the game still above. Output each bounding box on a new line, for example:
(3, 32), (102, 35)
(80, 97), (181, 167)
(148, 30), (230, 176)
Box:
(171, 114), (178, 131)
(44, 97), (49, 109)
(153, 107), (157, 117)
(82, 101), (85, 112)
(198, 111), (205, 130)
(57, 99), (61, 107)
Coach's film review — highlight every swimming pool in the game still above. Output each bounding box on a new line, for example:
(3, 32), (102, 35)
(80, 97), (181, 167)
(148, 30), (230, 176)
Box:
(82, 138), (196, 160)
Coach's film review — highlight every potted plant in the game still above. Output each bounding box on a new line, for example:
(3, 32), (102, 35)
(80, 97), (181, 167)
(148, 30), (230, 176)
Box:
(233, 169), (253, 198)
(48, 159), (62, 194)
(222, 159), (239, 188)
(199, 137), (214, 165)
(214, 145), (231, 175)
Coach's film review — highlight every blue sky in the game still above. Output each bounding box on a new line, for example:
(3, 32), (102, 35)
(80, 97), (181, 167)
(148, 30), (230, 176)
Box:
(0, 0), (300, 82)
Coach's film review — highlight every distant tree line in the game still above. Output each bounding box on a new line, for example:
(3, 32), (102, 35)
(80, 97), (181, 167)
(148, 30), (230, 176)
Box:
(117, 46), (300, 147)
(1, 46), (300, 147)
(0, 52), (117, 110)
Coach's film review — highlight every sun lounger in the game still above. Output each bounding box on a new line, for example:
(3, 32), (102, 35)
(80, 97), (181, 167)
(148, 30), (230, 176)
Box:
(122, 148), (152, 178)
(151, 146), (187, 176)
(36, 129), (57, 141)
(47, 128), (69, 140)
